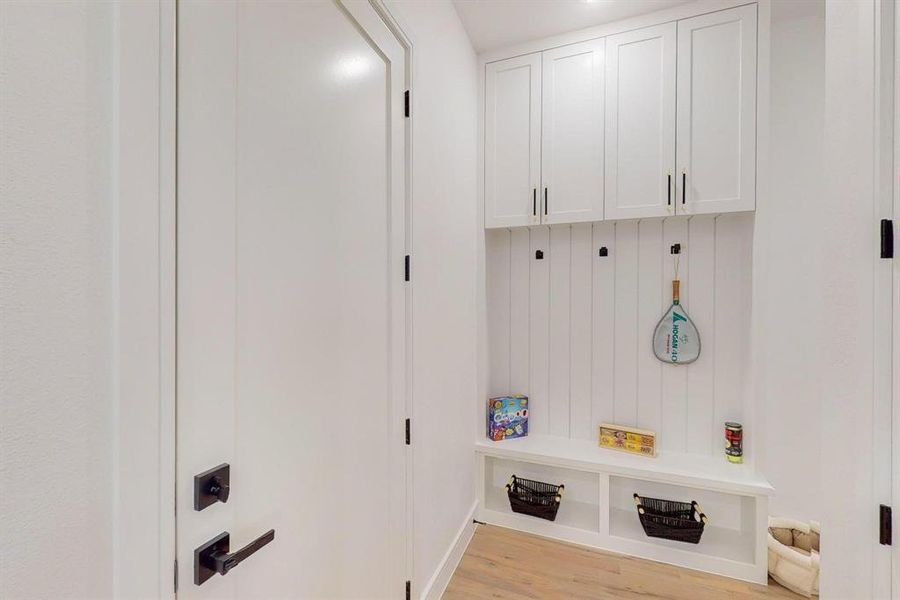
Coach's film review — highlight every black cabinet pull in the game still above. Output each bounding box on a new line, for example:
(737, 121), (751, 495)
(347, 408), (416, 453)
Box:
(544, 187), (548, 215)
(667, 174), (672, 206)
(682, 172), (686, 204)
(195, 530), (276, 585)
(533, 188), (536, 216)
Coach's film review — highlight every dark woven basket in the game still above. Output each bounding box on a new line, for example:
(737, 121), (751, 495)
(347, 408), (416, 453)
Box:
(633, 493), (707, 544)
(506, 475), (564, 521)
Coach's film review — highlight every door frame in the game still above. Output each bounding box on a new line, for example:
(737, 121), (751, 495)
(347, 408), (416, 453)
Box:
(876, 0), (896, 596)
(891, 0), (900, 592)
(112, 1), (414, 597)
(877, 0), (897, 596)
(112, 1), (177, 596)
(368, 2), (417, 588)
(872, 0), (900, 598)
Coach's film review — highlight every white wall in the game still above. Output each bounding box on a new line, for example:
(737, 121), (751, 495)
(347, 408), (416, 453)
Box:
(757, 7), (890, 595)
(762, 0), (890, 595)
(0, 2), (116, 598)
(383, 2), (479, 598)
(820, 0), (880, 595)
(756, 0), (826, 522)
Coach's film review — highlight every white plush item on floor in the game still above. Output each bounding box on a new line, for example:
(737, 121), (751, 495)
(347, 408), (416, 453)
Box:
(767, 517), (820, 597)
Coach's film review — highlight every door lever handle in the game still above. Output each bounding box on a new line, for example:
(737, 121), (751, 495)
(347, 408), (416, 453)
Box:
(194, 529), (276, 585)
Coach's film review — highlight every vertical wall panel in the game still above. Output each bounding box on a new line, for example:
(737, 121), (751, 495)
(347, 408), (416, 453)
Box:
(486, 230), (511, 397)
(686, 216), (716, 454)
(548, 226), (572, 436)
(529, 226), (551, 435)
(661, 217), (690, 452)
(636, 220), (663, 435)
(613, 221), (639, 425)
(484, 216), (753, 458)
(570, 224), (593, 440)
(591, 222), (616, 434)
(737, 216), (753, 462)
(509, 229), (531, 393)
(713, 214), (752, 442)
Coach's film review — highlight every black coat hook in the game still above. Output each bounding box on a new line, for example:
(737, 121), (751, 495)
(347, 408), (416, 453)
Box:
(598, 247), (608, 257)
(535, 250), (544, 260)
(670, 243), (681, 255)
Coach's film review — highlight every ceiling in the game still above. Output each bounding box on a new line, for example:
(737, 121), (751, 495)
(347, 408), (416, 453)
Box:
(453, 0), (693, 53)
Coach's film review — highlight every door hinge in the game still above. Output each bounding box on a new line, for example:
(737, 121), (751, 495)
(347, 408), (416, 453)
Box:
(405, 418), (411, 445)
(404, 90), (410, 118)
(404, 255), (410, 282)
(405, 580), (411, 600)
(880, 504), (892, 545)
(174, 559), (178, 593)
(881, 219), (893, 258)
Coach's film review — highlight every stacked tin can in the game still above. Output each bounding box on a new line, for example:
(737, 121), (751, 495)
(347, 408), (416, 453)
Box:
(725, 422), (743, 463)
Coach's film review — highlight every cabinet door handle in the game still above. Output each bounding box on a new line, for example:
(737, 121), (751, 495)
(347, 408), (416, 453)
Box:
(682, 172), (686, 205)
(544, 187), (548, 215)
(533, 188), (537, 216)
(667, 174), (672, 207)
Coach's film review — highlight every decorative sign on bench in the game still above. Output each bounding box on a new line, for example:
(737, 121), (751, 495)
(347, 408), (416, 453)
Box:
(599, 423), (657, 457)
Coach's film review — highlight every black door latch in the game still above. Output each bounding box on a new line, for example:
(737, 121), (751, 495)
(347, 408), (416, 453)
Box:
(194, 463), (230, 511)
(194, 529), (276, 585)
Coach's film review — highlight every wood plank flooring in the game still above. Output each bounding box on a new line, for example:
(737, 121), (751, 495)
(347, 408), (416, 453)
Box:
(443, 525), (803, 600)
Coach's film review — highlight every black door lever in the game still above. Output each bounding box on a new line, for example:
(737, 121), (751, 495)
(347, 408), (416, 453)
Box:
(195, 529), (275, 585)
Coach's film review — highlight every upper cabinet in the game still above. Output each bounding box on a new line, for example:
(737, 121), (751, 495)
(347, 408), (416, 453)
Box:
(541, 40), (605, 225)
(676, 4), (757, 215)
(604, 23), (676, 220)
(483, 3), (759, 228)
(485, 53), (541, 228)
(485, 41), (604, 229)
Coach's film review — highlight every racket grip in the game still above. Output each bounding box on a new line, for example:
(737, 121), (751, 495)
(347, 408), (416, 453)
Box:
(672, 280), (680, 302)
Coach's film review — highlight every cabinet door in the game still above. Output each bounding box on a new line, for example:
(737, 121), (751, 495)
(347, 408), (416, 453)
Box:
(676, 4), (757, 215)
(485, 53), (541, 228)
(541, 39), (604, 224)
(605, 23), (676, 220)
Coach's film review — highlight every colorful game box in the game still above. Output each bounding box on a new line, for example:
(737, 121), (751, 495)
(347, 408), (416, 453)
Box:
(598, 423), (657, 457)
(487, 395), (529, 441)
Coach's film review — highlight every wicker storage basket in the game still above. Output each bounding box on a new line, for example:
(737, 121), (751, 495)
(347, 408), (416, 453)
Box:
(506, 475), (564, 521)
(633, 493), (708, 544)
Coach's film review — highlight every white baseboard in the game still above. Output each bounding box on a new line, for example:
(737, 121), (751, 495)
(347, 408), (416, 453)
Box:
(420, 500), (478, 600)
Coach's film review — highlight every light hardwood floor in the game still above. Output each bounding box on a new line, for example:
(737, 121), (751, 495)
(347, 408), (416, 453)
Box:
(444, 525), (803, 600)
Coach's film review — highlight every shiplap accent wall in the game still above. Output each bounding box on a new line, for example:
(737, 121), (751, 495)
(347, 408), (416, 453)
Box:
(486, 214), (753, 457)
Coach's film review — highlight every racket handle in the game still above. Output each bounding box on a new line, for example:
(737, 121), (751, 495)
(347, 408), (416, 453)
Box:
(672, 280), (680, 302)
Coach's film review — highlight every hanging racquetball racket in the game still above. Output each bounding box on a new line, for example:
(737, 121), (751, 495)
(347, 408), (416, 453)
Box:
(653, 274), (701, 365)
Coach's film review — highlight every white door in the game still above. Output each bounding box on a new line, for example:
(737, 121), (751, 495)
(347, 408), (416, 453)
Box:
(676, 4), (757, 215)
(176, 1), (408, 598)
(604, 23), (676, 220)
(485, 53), (542, 228)
(541, 39), (605, 225)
